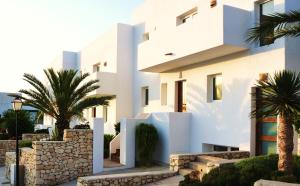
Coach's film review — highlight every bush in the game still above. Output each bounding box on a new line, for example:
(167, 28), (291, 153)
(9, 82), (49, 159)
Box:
(34, 129), (49, 134)
(19, 140), (32, 148)
(236, 154), (278, 186)
(135, 123), (158, 166)
(73, 124), (90, 129)
(104, 134), (114, 159)
(201, 164), (240, 186)
(180, 154), (300, 186)
(2, 110), (34, 138)
(0, 133), (9, 140)
(114, 122), (120, 135)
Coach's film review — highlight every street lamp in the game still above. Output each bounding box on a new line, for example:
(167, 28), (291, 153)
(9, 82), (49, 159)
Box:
(12, 97), (22, 186)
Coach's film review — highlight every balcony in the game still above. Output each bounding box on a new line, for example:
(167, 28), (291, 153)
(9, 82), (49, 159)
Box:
(138, 5), (250, 73)
(89, 71), (118, 96)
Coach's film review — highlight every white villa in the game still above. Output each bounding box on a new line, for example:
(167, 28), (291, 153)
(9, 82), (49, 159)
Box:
(45, 0), (300, 164)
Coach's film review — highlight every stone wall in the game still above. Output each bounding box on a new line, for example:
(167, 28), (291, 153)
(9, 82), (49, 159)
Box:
(22, 133), (50, 141)
(170, 151), (250, 171)
(77, 170), (177, 186)
(6, 129), (93, 186)
(0, 140), (15, 166)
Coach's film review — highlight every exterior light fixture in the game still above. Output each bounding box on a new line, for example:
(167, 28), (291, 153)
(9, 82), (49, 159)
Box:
(11, 97), (23, 186)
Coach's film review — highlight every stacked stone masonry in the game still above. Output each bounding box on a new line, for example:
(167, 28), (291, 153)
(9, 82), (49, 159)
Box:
(5, 129), (93, 186)
(169, 151), (250, 171)
(0, 140), (16, 166)
(77, 170), (178, 186)
(22, 133), (50, 141)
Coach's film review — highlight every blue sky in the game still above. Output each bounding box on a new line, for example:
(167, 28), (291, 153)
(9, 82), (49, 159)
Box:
(0, 0), (143, 92)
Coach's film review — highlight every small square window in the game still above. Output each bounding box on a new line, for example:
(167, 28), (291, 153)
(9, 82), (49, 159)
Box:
(103, 106), (108, 123)
(92, 107), (96, 118)
(142, 87), (149, 106)
(259, 0), (274, 46)
(177, 7), (198, 26)
(143, 32), (150, 42)
(93, 63), (101, 73)
(207, 74), (222, 102)
(161, 83), (168, 106)
(213, 75), (222, 100)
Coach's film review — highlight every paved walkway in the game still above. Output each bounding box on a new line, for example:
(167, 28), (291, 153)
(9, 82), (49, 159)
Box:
(0, 166), (10, 186)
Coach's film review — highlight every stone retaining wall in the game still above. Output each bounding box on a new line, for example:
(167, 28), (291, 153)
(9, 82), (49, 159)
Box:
(170, 151), (250, 171)
(5, 129), (93, 186)
(77, 170), (177, 186)
(0, 140), (16, 166)
(22, 133), (50, 141)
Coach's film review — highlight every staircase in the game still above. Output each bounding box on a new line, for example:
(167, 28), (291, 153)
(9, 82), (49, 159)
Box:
(110, 148), (120, 163)
(179, 155), (242, 180)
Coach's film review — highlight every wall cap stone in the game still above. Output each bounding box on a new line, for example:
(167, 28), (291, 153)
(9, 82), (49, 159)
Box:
(254, 179), (300, 186)
(78, 170), (177, 182)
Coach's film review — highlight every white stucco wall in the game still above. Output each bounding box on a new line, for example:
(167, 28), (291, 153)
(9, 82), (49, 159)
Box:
(131, 0), (290, 154)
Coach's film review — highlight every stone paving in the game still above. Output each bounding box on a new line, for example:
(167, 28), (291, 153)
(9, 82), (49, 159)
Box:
(0, 166), (10, 186)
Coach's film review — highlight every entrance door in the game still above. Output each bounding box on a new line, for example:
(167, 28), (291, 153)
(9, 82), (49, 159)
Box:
(176, 80), (187, 112)
(255, 88), (277, 155)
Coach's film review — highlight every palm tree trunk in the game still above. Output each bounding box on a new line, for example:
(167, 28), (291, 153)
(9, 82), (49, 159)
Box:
(278, 114), (294, 174)
(55, 118), (70, 140)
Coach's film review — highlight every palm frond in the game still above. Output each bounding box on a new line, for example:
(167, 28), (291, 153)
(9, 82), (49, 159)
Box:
(247, 10), (300, 44)
(251, 70), (300, 119)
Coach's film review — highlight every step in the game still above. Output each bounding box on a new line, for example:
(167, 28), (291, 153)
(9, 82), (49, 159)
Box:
(179, 168), (193, 176)
(196, 155), (224, 164)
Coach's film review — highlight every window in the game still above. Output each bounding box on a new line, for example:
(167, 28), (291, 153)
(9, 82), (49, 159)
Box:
(103, 106), (108, 123)
(143, 32), (150, 42)
(210, 0), (217, 8)
(142, 87), (149, 106)
(161, 83), (168, 106)
(259, 0), (274, 46)
(207, 74), (222, 102)
(93, 63), (101, 73)
(92, 107), (96, 118)
(213, 75), (222, 100)
(177, 8), (198, 26)
(213, 145), (228, 152)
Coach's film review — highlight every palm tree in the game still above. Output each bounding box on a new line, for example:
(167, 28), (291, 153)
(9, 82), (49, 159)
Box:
(252, 70), (300, 174)
(19, 68), (112, 140)
(247, 10), (300, 44)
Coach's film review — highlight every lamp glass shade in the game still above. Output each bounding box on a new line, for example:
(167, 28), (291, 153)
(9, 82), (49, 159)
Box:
(12, 98), (23, 111)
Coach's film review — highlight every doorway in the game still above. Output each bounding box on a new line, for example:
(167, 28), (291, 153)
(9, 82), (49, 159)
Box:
(175, 80), (187, 112)
(254, 88), (277, 155)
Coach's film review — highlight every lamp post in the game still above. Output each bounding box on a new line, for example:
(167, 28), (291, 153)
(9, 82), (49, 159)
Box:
(12, 97), (22, 186)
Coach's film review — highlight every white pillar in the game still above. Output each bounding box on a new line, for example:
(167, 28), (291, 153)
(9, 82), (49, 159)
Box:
(90, 118), (104, 174)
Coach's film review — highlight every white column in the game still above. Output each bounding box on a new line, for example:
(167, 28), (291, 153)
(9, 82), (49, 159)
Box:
(90, 118), (104, 174)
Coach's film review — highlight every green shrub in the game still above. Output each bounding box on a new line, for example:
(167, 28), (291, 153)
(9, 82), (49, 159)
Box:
(0, 133), (9, 140)
(73, 125), (90, 129)
(236, 154), (278, 186)
(2, 110), (34, 138)
(34, 129), (49, 134)
(19, 140), (32, 148)
(180, 154), (300, 186)
(104, 134), (114, 159)
(114, 122), (120, 135)
(135, 123), (158, 166)
(201, 164), (240, 186)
